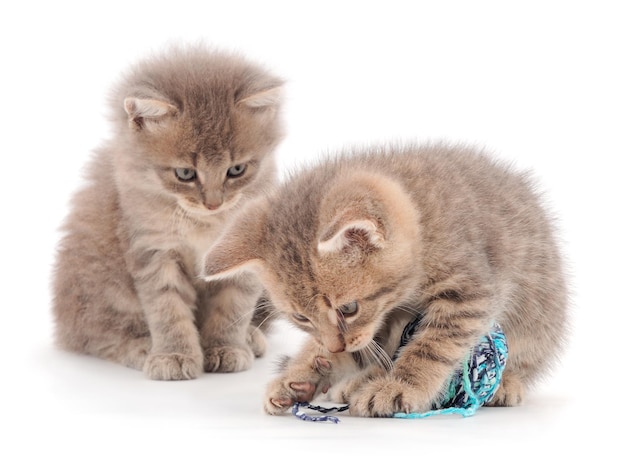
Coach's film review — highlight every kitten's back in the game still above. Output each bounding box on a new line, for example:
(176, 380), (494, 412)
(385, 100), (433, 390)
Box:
(203, 142), (569, 409)
(271, 143), (568, 378)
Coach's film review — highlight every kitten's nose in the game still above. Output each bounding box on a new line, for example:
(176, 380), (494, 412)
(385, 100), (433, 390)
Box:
(325, 334), (346, 353)
(205, 202), (222, 211)
(202, 191), (223, 211)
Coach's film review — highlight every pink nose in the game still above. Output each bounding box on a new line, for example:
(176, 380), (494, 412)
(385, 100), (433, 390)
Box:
(205, 202), (222, 210)
(326, 335), (346, 353)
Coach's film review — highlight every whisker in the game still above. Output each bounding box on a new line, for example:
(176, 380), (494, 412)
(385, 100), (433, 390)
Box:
(251, 308), (282, 332)
(394, 303), (422, 319)
(225, 299), (283, 334)
(361, 345), (381, 370)
(365, 340), (394, 371)
(376, 340), (394, 371)
(223, 307), (256, 330)
(303, 293), (325, 315)
(337, 312), (348, 333)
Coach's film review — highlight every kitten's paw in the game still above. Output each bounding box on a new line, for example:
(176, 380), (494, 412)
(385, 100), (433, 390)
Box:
(247, 325), (267, 358)
(263, 356), (332, 415)
(487, 372), (525, 406)
(327, 366), (386, 403)
(143, 353), (203, 380)
(116, 337), (151, 370)
(264, 379), (319, 415)
(349, 376), (430, 417)
(204, 345), (254, 373)
(327, 381), (354, 404)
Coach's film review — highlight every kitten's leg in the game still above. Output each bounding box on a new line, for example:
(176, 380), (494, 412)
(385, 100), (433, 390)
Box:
(247, 324), (267, 358)
(198, 276), (264, 372)
(57, 308), (152, 371)
(131, 249), (204, 380)
(264, 338), (338, 415)
(487, 370), (525, 406)
(326, 365), (387, 404)
(54, 254), (153, 372)
(487, 320), (556, 406)
(349, 282), (495, 417)
(96, 336), (152, 370)
(84, 306), (152, 370)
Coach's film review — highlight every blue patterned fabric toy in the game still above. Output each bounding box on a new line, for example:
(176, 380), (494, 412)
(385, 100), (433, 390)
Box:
(292, 318), (508, 422)
(394, 321), (508, 418)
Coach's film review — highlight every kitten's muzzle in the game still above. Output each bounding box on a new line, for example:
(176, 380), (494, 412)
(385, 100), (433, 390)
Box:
(323, 334), (346, 353)
(205, 201), (222, 210)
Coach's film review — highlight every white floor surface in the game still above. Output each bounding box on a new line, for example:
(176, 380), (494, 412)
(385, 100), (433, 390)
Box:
(2, 2), (624, 467)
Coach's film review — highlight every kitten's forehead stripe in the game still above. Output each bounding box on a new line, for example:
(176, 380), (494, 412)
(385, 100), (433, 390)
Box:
(277, 236), (319, 293)
(280, 239), (302, 267)
(274, 240), (319, 311)
(363, 285), (396, 302)
(363, 273), (414, 303)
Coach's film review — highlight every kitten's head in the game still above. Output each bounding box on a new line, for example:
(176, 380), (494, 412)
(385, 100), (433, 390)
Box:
(110, 44), (284, 219)
(202, 164), (423, 354)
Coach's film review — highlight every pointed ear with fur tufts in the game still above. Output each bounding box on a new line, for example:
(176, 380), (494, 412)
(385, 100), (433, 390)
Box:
(202, 238), (264, 282)
(123, 97), (178, 131)
(236, 83), (283, 110)
(202, 201), (269, 282)
(318, 218), (385, 255)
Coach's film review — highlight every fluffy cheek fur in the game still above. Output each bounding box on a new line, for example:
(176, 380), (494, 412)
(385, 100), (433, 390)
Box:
(52, 45), (285, 381)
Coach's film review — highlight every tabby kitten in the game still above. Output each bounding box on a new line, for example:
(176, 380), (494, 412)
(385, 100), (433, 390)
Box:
(52, 44), (284, 380)
(202, 143), (569, 416)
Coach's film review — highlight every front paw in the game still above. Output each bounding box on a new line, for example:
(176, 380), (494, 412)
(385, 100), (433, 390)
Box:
(264, 379), (321, 415)
(349, 376), (431, 417)
(486, 371), (525, 407)
(263, 356), (332, 415)
(327, 366), (387, 403)
(143, 352), (203, 380)
(204, 345), (254, 372)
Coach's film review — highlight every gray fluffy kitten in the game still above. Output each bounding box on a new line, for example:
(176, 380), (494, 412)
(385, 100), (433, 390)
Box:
(202, 143), (569, 416)
(52, 44), (284, 380)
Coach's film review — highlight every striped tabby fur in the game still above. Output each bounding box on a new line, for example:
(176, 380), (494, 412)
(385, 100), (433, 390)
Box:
(203, 143), (569, 416)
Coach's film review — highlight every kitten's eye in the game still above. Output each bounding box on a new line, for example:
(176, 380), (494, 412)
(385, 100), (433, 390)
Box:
(226, 164), (247, 178)
(292, 313), (310, 323)
(337, 301), (359, 317)
(175, 168), (197, 182)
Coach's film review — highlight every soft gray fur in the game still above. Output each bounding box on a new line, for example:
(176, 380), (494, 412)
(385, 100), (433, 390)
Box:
(202, 143), (569, 416)
(52, 44), (284, 380)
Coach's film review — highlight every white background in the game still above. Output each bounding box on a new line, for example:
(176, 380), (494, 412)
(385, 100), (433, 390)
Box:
(1, 1), (624, 466)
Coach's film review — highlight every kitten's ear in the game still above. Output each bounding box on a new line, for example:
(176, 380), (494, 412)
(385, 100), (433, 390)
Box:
(202, 200), (268, 281)
(318, 218), (385, 255)
(202, 240), (264, 281)
(237, 82), (283, 109)
(123, 97), (178, 131)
